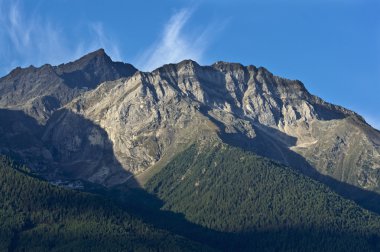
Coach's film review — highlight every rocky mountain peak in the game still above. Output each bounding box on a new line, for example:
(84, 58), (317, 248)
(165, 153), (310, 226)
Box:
(0, 49), (138, 122)
(56, 48), (111, 71)
(54, 49), (137, 89)
(176, 59), (200, 70)
(151, 59), (200, 77)
(212, 61), (247, 73)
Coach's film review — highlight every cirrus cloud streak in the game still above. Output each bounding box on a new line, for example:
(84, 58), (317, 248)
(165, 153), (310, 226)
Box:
(137, 8), (221, 71)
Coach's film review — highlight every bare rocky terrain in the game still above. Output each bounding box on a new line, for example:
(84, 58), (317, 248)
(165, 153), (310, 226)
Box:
(1, 49), (379, 194)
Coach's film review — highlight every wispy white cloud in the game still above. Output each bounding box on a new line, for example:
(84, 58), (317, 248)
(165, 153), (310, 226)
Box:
(0, 0), (121, 75)
(0, 0), (71, 71)
(137, 8), (220, 71)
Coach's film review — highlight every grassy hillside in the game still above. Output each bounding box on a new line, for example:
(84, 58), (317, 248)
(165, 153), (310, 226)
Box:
(145, 142), (380, 251)
(0, 156), (206, 252)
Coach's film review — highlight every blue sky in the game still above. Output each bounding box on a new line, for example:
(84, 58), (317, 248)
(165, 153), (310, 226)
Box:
(0, 0), (379, 129)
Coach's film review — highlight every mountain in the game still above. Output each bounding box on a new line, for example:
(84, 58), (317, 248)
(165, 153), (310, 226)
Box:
(1, 50), (380, 192)
(1, 49), (380, 250)
(0, 49), (137, 123)
(36, 57), (380, 195)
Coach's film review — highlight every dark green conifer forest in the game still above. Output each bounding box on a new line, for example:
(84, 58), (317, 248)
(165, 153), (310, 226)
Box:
(2, 143), (380, 251)
(145, 143), (380, 251)
(0, 156), (205, 252)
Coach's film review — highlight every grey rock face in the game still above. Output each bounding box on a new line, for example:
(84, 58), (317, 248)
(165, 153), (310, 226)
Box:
(46, 59), (380, 192)
(1, 51), (379, 193)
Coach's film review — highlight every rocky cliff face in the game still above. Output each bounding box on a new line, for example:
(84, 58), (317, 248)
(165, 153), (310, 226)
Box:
(1, 50), (379, 192)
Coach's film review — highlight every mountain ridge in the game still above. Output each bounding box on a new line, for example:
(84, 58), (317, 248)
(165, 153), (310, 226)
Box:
(0, 49), (379, 196)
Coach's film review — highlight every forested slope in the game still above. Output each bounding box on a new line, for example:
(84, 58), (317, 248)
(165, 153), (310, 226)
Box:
(0, 156), (206, 252)
(146, 142), (380, 251)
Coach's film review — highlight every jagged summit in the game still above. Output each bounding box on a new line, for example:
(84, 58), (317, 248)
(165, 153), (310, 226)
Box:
(56, 48), (113, 71)
(0, 49), (137, 122)
(2, 49), (111, 78)
(151, 59), (200, 75)
(211, 61), (247, 72)
(54, 49), (137, 89)
(87, 48), (107, 57)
